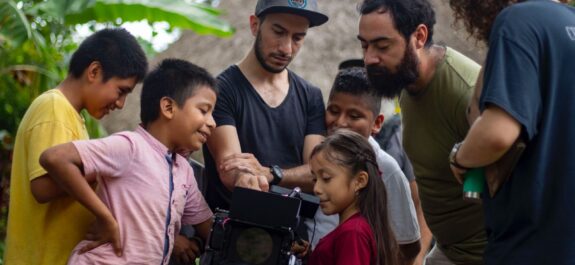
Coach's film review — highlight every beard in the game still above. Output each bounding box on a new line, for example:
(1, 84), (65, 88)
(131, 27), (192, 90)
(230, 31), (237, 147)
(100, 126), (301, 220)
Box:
(254, 31), (292, 74)
(366, 44), (420, 99)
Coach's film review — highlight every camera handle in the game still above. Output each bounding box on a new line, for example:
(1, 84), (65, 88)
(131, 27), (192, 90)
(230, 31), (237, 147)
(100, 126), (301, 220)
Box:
(287, 187), (301, 198)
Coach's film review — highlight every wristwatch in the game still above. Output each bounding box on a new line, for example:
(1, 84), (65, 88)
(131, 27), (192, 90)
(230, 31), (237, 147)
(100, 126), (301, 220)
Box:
(449, 142), (471, 170)
(269, 165), (283, 186)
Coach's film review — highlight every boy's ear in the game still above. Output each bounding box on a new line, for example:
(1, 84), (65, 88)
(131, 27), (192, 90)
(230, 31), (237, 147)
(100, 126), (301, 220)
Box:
(159, 97), (176, 120)
(354, 171), (369, 191)
(371, 114), (385, 135)
(86, 61), (103, 83)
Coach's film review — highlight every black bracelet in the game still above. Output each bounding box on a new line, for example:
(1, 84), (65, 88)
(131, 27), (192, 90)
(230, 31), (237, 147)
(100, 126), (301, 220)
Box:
(189, 236), (205, 253)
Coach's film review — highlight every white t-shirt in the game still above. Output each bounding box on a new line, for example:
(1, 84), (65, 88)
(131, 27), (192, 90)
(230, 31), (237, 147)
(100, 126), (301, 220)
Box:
(307, 136), (420, 248)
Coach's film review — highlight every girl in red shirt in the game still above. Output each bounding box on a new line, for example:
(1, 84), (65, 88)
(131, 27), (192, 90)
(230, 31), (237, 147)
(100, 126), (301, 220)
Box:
(308, 130), (400, 265)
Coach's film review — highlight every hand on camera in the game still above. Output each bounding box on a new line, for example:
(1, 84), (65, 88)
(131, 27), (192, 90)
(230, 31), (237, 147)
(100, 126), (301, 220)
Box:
(291, 239), (310, 258)
(234, 172), (269, 192)
(172, 235), (201, 264)
(220, 153), (269, 179)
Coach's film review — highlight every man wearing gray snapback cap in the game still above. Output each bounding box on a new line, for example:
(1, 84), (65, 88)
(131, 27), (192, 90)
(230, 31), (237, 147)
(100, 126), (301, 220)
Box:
(203, 0), (328, 240)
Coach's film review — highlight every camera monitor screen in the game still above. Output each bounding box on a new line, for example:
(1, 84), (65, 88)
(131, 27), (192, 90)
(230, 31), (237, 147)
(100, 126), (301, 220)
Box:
(229, 187), (302, 230)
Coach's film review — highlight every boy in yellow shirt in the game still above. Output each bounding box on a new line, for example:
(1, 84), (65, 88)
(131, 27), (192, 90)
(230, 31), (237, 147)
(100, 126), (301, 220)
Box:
(4, 28), (148, 265)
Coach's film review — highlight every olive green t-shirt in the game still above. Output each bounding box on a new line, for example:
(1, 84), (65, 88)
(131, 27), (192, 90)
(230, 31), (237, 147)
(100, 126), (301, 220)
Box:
(400, 47), (485, 264)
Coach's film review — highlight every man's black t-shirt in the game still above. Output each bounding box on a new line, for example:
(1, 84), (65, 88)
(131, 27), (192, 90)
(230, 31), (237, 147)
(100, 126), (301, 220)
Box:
(203, 65), (326, 211)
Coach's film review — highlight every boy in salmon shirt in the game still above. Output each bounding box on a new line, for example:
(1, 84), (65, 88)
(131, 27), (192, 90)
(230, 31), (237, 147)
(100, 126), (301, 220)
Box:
(40, 59), (215, 264)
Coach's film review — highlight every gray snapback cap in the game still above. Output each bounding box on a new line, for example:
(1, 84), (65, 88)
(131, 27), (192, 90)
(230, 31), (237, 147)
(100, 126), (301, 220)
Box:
(255, 0), (329, 27)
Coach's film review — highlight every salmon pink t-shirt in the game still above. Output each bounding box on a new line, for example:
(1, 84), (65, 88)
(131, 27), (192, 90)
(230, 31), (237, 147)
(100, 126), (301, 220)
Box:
(68, 126), (212, 265)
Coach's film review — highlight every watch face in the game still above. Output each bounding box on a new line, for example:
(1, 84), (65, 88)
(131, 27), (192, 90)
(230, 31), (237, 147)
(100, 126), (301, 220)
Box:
(271, 165), (282, 185)
(449, 143), (461, 164)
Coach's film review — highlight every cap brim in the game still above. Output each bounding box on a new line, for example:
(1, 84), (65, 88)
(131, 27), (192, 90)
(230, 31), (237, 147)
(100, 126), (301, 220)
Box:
(258, 6), (328, 27)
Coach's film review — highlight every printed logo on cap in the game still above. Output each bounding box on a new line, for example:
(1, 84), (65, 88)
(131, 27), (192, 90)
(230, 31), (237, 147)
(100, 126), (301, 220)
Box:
(288, 0), (307, 9)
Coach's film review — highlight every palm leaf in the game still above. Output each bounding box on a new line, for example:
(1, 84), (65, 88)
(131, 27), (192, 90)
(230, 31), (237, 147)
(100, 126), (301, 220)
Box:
(0, 0), (33, 46)
(64, 0), (234, 37)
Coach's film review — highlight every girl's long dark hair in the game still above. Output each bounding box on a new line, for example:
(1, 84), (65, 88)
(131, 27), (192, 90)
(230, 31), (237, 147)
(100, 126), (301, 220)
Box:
(311, 130), (400, 265)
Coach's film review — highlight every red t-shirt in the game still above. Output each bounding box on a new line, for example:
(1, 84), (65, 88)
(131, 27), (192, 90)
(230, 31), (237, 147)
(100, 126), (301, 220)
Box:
(308, 213), (376, 265)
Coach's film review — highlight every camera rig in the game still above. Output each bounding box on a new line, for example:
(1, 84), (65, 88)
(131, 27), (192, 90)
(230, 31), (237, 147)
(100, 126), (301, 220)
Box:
(205, 186), (319, 265)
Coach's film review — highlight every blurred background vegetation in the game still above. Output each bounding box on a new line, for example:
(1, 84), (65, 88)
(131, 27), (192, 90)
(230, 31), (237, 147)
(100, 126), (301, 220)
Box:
(0, 0), (233, 261)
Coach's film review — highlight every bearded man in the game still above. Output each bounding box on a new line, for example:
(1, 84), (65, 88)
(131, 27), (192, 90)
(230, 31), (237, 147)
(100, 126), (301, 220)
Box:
(358, 0), (485, 264)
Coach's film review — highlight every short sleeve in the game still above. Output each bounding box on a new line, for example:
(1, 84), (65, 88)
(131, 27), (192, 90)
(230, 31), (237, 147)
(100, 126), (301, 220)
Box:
(480, 25), (541, 140)
(213, 74), (238, 127)
(181, 169), (213, 225)
(305, 87), (326, 136)
(72, 133), (135, 179)
(27, 121), (79, 180)
(400, 151), (416, 182)
(333, 230), (373, 265)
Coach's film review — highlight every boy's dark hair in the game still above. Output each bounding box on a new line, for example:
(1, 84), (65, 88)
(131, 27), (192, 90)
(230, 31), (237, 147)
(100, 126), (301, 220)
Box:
(359, 0), (436, 47)
(329, 67), (382, 116)
(140, 59), (217, 126)
(69, 28), (148, 83)
(311, 129), (400, 265)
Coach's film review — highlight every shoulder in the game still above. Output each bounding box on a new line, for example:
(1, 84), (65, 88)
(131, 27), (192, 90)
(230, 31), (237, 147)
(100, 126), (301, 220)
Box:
(216, 65), (242, 90)
(217, 65), (240, 79)
(495, 1), (557, 26)
(491, 1), (571, 41)
(288, 70), (322, 95)
(29, 89), (68, 116)
(442, 47), (481, 88)
(22, 89), (80, 130)
(369, 138), (402, 174)
(334, 215), (373, 240)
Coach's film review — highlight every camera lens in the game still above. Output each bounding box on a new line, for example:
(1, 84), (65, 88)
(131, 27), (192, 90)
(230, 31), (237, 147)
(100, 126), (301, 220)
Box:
(235, 227), (274, 264)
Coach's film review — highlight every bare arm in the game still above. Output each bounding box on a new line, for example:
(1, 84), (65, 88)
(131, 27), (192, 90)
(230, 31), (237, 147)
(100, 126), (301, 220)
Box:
(219, 134), (324, 193)
(31, 172), (97, 203)
(400, 241), (421, 265)
(30, 174), (67, 203)
(172, 218), (214, 264)
(452, 106), (521, 181)
(409, 181), (432, 265)
(205, 125), (262, 191)
(39, 143), (122, 255)
(194, 218), (213, 243)
(276, 134), (323, 192)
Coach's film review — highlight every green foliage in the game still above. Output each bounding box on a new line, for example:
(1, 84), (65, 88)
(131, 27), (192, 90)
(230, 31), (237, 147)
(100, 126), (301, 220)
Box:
(65, 0), (234, 37)
(0, 0), (233, 260)
(0, 0), (233, 139)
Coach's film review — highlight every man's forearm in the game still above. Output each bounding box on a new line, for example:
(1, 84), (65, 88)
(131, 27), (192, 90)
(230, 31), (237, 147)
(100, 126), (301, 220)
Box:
(400, 241), (421, 265)
(456, 107), (521, 168)
(278, 164), (314, 193)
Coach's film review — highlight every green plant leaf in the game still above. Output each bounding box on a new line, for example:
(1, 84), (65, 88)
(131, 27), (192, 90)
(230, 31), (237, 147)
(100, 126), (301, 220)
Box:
(64, 0), (234, 37)
(0, 0), (33, 46)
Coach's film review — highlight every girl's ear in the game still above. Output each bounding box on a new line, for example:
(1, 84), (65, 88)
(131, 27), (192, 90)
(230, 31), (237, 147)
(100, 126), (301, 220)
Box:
(354, 171), (369, 192)
(160, 97), (176, 120)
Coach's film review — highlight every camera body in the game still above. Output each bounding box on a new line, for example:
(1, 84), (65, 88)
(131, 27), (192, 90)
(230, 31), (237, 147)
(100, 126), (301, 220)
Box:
(206, 187), (319, 265)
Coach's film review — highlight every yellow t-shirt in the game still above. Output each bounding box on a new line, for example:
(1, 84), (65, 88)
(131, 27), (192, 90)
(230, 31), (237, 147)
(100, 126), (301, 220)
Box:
(4, 89), (95, 265)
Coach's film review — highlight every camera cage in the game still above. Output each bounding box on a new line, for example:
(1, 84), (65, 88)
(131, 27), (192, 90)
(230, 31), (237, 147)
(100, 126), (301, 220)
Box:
(206, 186), (319, 265)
